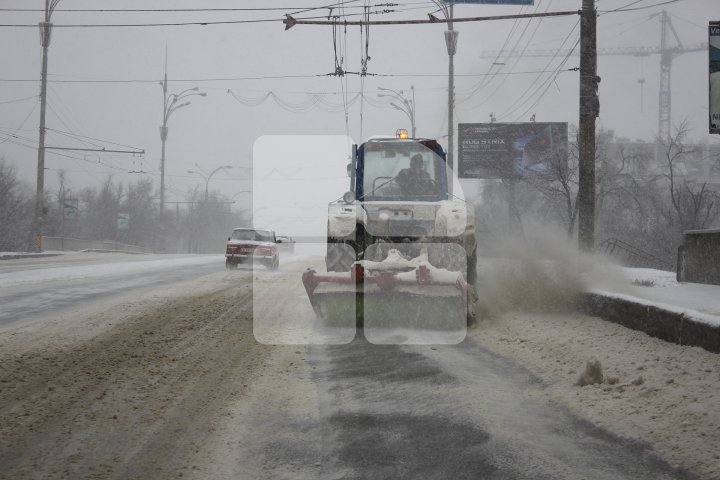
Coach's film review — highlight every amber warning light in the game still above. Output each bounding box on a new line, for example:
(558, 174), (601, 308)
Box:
(396, 129), (409, 139)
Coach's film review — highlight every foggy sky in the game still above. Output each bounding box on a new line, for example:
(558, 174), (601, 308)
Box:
(0, 0), (716, 206)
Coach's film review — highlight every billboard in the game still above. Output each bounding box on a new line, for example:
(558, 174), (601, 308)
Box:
(457, 122), (568, 179)
(710, 22), (720, 135)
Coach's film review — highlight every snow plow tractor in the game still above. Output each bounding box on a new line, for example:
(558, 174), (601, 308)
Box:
(302, 131), (478, 334)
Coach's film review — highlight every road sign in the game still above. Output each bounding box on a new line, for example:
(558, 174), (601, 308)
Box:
(63, 199), (78, 220)
(117, 212), (130, 230)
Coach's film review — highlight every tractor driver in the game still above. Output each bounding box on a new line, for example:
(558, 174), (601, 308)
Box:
(395, 153), (434, 195)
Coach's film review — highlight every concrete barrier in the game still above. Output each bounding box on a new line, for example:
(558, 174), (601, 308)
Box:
(676, 229), (720, 286)
(580, 292), (720, 354)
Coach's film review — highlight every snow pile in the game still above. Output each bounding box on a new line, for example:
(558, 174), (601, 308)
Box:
(360, 249), (465, 284)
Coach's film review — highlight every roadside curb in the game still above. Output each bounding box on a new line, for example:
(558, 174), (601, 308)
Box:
(79, 249), (147, 255)
(0, 253), (64, 260)
(580, 292), (720, 354)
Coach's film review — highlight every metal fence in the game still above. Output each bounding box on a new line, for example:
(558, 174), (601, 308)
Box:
(41, 236), (154, 254)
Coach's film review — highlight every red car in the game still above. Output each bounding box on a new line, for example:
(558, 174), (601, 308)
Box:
(225, 228), (280, 270)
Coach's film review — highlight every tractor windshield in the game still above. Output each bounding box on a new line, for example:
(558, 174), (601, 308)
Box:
(360, 142), (444, 200)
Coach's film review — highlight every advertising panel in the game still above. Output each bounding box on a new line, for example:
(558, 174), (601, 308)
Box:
(710, 22), (720, 135)
(457, 122), (568, 179)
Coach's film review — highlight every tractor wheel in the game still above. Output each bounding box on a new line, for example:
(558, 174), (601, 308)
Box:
(466, 247), (478, 288)
(326, 242), (356, 272)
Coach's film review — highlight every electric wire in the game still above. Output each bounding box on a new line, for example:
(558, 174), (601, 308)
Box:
(0, 2), (369, 13)
(0, 100), (37, 146)
(599, 0), (682, 14)
(0, 95), (38, 105)
(458, 0), (551, 109)
(503, 36), (580, 122)
(495, 18), (580, 120)
(458, 2), (531, 102)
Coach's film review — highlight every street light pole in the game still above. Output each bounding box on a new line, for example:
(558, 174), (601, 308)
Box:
(377, 86), (416, 137)
(159, 52), (205, 214)
(231, 190), (253, 201)
(188, 165), (232, 201)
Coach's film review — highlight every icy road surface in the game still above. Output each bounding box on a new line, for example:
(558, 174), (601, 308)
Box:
(0, 252), (221, 329)
(0, 252), (717, 479)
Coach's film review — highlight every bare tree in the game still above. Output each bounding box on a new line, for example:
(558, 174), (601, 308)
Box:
(0, 157), (33, 251)
(659, 121), (719, 234)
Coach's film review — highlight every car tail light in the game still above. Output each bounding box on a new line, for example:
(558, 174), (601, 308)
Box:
(257, 246), (274, 255)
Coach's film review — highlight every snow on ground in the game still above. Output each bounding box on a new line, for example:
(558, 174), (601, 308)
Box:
(471, 310), (720, 479)
(2, 249), (719, 477)
(585, 265), (720, 327)
(0, 253), (223, 287)
(472, 258), (720, 479)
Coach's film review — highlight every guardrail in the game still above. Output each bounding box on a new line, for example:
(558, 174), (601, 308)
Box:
(41, 236), (153, 254)
(599, 238), (673, 270)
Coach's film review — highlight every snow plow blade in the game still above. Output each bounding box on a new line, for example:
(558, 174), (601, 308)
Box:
(302, 262), (473, 341)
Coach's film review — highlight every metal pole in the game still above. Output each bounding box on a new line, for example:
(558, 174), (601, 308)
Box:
(159, 50), (168, 214)
(32, 0), (52, 252)
(446, 4), (456, 176)
(410, 85), (416, 138)
(578, 0), (598, 251)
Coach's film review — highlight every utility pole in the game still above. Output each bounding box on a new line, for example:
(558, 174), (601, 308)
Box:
(445, 4), (457, 181)
(32, 0), (56, 252)
(577, 0), (599, 252)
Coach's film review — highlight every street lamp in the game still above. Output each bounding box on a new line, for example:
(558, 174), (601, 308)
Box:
(377, 86), (416, 138)
(187, 165), (232, 201)
(159, 77), (206, 213)
(231, 190), (253, 201)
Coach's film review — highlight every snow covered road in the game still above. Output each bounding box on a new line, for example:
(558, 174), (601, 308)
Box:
(0, 252), (717, 479)
(0, 252), (222, 329)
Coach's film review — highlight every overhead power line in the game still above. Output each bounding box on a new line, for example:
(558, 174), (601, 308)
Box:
(0, 6), (393, 28)
(45, 146), (145, 154)
(284, 10), (579, 29)
(599, 0), (682, 14)
(0, 1), (380, 14)
(0, 68), (579, 85)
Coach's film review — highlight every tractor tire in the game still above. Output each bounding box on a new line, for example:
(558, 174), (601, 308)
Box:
(326, 242), (356, 272)
(466, 247), (478, 288)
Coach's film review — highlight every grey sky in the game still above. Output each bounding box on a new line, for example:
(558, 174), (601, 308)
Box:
(0, 0), (716, 206)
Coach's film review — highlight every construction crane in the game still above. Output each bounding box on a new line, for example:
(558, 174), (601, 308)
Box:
(478, 11), (707, 141)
